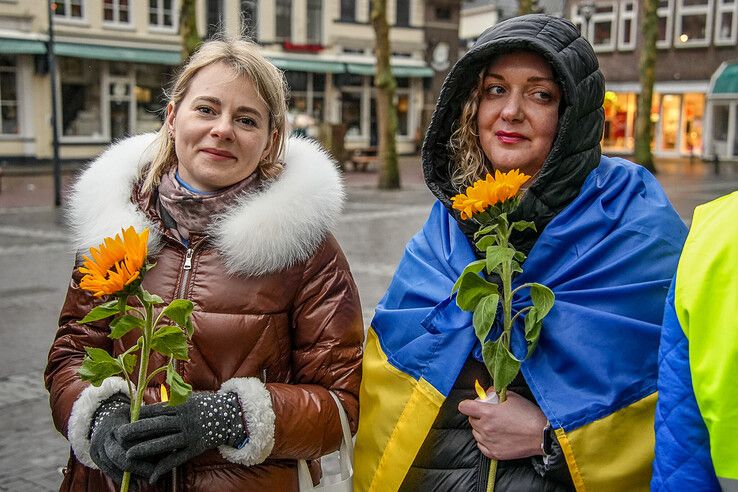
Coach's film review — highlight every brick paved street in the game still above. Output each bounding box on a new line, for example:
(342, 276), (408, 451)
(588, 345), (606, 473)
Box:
(0, 154), (736, 490)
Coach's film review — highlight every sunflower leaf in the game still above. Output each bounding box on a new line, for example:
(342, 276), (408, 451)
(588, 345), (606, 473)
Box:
(524, 308), (543, 358)
(472, 294), (499, 343)
(109, 315), (145, 339)
(140, 290), (164, 305)
(80, 305), (120, 324)
(512, 220), (537, 233)
(151, 325), (189, 360)
(166, 366), (192, 406)
(78, 347), (123, 385)
(454, 271), (498, 311)
(529, 283), (555, 322)
(491, 340), (521, 395)
(451, 260), (486, 294)
(119, 353), (138, 375)
(485, 245), (516, 275)
(162, 300), (195, 337)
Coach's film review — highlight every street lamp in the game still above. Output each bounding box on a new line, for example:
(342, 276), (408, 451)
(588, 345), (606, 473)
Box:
(580, 1), (596, 40)
(47, 0), (62, 207)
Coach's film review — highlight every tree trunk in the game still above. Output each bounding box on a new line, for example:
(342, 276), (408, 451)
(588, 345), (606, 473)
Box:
(180, 0), (201, 60)
(634, 0), (658, 173)
(518, 0), (535, 15)
(371, 0), (401, 189)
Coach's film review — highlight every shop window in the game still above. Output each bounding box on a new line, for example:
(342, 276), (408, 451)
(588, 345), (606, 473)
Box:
(0, 56), (18, 135)
(134, 66), (167, 134)
(715, 0), (738, 44)
(657, 0), (674, 47)
(603, 91), (636, 151)
(104, 0), (131, 24)
(675, 0), (713, 46)
(681, 93), (704, 155)
(397, 94), (410, 136)
(276, 0), (292, 41)
(149, 0), (176, 30)
(241, 0), (258, 39)
(340, 0), (356, 21)
(59, 58), (103, 139)
(396, 0), (411, 26)
(55, 0), (84, 20)
(659, 94), (682, 152)
(286, 72), (324, 131)
(618, 0), (637, 50)
(307, 0), (322, 44)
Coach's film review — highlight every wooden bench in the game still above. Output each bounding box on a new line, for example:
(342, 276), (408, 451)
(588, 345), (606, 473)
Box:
(349, 147), (378, 172)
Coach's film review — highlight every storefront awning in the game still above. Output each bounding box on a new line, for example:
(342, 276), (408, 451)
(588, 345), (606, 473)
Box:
(713, 62), (738, 95)
(54, 42), (181, 65)
(346, 63), (434, 77)
(0, 38), (47, 55)
(269, 57), (345, 73)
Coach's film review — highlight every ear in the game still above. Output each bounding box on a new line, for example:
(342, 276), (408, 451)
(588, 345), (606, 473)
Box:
(165, 102), (176, 134)
(261, 129), (279, 161)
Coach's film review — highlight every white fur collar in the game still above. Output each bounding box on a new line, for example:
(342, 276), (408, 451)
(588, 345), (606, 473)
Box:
(67, 133), (344, 276)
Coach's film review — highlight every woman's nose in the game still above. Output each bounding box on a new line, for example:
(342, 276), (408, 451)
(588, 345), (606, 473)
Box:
(210, 117), (235, 140)
(500, 95), (524, 123)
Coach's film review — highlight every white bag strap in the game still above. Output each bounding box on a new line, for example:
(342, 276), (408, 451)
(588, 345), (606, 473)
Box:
(298, 390), (354, 491)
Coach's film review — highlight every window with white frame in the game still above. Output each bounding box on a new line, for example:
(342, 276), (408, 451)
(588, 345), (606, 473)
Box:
(618, 0), (637, 49)
(657, 0), (674, 47)
(715, 0), (738, 44)
(0, 56), (18, 135)
(395, 78), (411, 137)
(275, 0), (291, 41)
(340, 0), (355, 21)
(591, 3), (617, 51)
(571, 2), (617, 51)
(675, 0), (713, 46)
(307, 0), (322, 44)
(285, 72), (325, 122)
(149, 0), (176, 30)
(103, 0), (131, 24)
(54, 0), (84, 20)
(206, 0), (224, 38)
(241, 0), (258, 39)
(396, 0), (411, 26)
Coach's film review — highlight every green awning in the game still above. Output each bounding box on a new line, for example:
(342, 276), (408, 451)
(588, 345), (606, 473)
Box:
(0, 38), (47, 55)
(714, 62), (738, 95)
(54, 42), (181, 65)
(347, 63), (434, 77)
(269, 58), (346, 73)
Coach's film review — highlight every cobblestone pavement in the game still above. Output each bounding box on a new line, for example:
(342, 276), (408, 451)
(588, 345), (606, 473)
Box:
(0, 156), (736, 490)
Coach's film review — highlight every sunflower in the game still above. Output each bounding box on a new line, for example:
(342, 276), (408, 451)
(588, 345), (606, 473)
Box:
(451, 170), (531, 219)
(79, 227), (149, 297)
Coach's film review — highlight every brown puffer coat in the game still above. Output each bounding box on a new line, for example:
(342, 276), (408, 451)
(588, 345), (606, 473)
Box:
(45, 134), (364, 491)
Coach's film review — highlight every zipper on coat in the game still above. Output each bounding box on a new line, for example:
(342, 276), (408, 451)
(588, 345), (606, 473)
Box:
(477, 455), (491, 492)
(173, 245), (196, 492)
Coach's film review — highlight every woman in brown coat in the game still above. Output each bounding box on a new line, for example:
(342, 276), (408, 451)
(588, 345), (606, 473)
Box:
(45, 38), (363, 491)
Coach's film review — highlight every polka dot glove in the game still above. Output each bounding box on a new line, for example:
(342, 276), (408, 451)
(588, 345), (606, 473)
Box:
(117, 392), (248, 484)
(89, 393), (154, 484)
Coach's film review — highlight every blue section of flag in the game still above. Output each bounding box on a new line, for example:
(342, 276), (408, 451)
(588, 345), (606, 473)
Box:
(372, 156), (687, 430)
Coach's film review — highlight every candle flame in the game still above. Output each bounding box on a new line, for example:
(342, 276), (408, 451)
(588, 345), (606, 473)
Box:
(160, 383), (169, 402)
(474, 379), (488, 400)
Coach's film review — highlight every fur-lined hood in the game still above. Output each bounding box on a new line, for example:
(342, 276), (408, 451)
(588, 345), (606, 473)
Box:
(67, 133), (344, 276)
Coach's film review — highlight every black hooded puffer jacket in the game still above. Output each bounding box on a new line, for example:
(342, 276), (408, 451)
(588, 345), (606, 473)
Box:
(402, 14), (606, 492)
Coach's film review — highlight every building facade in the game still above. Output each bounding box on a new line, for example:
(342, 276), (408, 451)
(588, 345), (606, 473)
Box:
(0, 0), (443, 165)
(565, 0), (738, 160)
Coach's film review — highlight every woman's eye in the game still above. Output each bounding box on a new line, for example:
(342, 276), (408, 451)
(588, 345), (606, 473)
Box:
(238, 117), (257, 127)
(484, 85), (505, 96)
(533, 90), (554, 102)
(196, 106), (214, 115)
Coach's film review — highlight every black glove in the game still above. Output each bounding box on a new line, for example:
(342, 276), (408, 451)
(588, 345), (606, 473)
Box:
(118, 392), (248, 483)
(89, 394), (154, 484)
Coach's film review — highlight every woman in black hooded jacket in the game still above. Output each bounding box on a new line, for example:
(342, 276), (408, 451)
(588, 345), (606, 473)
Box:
(354, 14), (687, 492)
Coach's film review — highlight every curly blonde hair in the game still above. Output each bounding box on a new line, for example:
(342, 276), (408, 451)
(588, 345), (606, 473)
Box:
(141, 37), (289, 192)
(448, 70), (487, 191)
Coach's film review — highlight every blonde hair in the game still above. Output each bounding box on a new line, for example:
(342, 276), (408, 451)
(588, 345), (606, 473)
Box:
(142, 37), (288, 192)
(448, 70), (486, 191)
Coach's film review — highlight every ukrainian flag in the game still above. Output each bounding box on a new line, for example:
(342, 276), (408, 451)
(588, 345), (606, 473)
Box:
(354, 157), (687, 492)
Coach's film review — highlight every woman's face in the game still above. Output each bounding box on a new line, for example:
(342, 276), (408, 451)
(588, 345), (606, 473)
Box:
(476, 51), (561, 177)
(166, 63), (275, 192)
